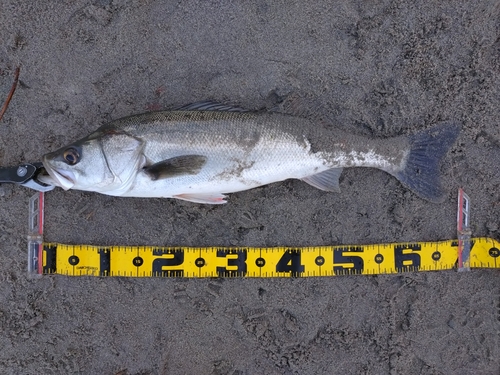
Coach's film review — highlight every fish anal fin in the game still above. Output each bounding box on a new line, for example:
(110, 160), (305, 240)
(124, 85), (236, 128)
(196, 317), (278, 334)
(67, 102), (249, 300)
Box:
(144, 155), (207, 180)
(173, 193), (227, 204)
(302, 168), (343, 192)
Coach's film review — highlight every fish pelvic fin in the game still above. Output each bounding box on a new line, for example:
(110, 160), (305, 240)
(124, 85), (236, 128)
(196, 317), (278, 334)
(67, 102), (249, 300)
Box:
(395, 121), (460, 203)
(173, 193), (227, 204)
(302, 168), (343, 192)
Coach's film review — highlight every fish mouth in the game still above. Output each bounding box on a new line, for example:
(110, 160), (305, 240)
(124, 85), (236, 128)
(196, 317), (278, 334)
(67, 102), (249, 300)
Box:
(40, 159), (75, 190)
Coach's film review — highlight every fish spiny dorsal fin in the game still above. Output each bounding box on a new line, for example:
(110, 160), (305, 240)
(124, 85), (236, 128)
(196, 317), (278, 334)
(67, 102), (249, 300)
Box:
(177, 101), (249, 112)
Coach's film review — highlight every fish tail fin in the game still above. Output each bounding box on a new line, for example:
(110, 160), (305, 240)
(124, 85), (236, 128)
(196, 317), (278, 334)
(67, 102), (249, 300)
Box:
(394, 122), (460, 203)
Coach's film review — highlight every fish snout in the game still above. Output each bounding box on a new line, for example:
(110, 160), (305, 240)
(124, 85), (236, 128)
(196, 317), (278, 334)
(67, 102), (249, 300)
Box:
(41, 156), (76, 190)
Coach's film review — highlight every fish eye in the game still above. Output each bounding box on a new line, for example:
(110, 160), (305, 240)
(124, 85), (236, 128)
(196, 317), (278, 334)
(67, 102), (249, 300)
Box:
(63, 148), (80, 165)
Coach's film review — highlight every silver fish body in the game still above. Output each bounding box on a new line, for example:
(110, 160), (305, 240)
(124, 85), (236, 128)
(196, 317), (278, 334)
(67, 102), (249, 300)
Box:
(40, 104), (459, 204)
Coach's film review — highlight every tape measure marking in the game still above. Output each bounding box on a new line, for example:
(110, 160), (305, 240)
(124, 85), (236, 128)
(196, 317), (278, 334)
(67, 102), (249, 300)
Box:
(38, 237), (499, 278)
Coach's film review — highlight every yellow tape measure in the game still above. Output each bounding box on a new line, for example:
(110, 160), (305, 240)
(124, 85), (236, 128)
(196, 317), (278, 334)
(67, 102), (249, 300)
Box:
(32, 237), (499, 277)
(27, 189), (499, 278)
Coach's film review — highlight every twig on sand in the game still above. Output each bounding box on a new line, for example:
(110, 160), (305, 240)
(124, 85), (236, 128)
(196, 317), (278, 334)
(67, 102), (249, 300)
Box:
(0, 66), (21, 122)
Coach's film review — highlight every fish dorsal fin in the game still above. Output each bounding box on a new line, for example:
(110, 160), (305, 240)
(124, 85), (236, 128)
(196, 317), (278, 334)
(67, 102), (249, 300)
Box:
(177, 101), (249, 112)
(143, 155), (207, 180)
(301, 168), (343, 192)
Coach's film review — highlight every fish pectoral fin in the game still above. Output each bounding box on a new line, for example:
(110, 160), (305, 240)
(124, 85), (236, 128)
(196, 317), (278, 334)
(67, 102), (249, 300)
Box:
(143, 155), (207, 180)
(301, 168), (343, 192)
(173, 193), (227, 204)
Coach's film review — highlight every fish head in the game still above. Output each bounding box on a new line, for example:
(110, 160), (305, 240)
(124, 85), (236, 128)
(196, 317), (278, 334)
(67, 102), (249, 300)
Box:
(40, 136), (114, 192)
(40, 128), (144, 193)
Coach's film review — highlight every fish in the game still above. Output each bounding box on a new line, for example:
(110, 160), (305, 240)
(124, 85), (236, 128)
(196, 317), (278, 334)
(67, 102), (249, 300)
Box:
(39, 101), (460, 204)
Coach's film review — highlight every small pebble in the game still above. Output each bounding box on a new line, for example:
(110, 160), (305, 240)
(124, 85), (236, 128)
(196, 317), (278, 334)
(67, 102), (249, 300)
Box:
(486, 221), (498, 233)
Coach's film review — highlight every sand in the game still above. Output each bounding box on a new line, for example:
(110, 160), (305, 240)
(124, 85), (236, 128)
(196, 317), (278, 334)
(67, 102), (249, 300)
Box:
(0, 1), (498, 374)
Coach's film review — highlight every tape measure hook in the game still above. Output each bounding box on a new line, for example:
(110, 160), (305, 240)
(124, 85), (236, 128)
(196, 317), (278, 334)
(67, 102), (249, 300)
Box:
(27, 192), (45, 276)
(457, 188), (472, 271)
